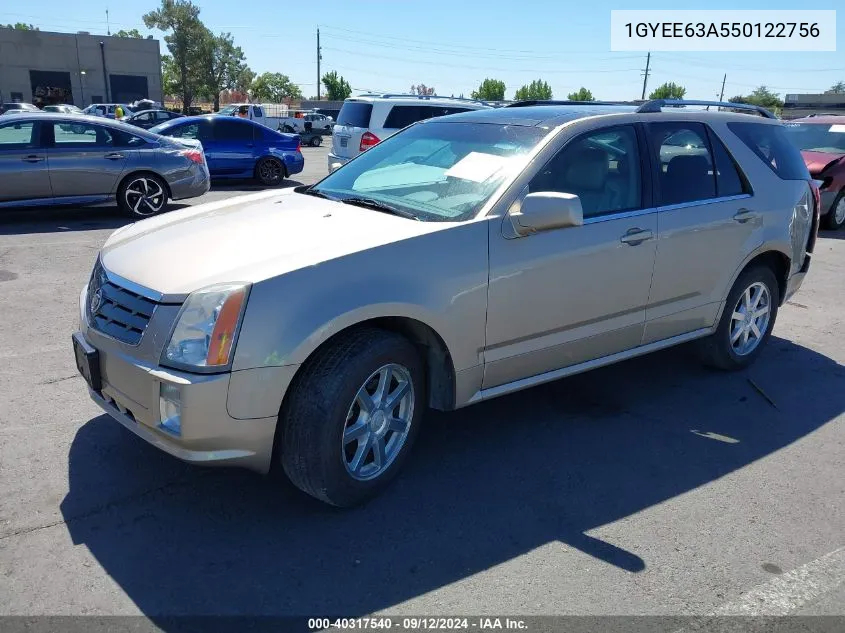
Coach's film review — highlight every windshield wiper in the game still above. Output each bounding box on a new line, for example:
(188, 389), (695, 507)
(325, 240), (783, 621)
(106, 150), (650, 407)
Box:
(298, 187), (337, 201)
(340, 197), (419, 220)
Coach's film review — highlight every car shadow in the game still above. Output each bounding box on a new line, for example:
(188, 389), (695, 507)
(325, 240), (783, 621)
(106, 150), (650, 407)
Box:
(818, 229), (845, 241)
(210, 179), (305, 193)
(60, 336), (844, 621)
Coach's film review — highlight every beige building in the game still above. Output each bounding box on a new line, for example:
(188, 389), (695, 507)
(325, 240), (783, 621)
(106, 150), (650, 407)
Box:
(0, 28), (163, 107)
(783, 93), (845, 119)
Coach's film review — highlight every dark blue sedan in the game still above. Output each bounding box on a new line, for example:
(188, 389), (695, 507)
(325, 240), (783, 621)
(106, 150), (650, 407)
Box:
(150, 115), (304, 186)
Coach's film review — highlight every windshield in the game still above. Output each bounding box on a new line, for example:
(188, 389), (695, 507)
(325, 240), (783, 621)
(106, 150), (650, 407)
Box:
(218, 105), (238, 116)
(784, 123), (845, 154)
(312, 121), (548, 222)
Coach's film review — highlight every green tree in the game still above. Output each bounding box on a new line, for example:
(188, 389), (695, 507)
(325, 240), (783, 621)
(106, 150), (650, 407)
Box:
(115, 29), (143, 38)
(143, 0), (209, 114)
(3, 23), (39, 30)
(567, 87), (595, 101)
(471, 78), (506, 101)
(200, 31), (247, 111)
(649, 82), (686, 100)
(827, 81), (845, 94)
(410, 84), (435, 96)
(514, 79), (553, 101)
(321, 71), (352, 101)
(250, 72), (302, 102)
(160, 55), (181, 99)
(730, 85), (783, 111)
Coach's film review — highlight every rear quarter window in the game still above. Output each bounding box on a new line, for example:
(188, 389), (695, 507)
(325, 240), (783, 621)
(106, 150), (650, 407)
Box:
(336, 102), (373, 128)
(383, 105), (473, 130)
(727, 122), (810, 181)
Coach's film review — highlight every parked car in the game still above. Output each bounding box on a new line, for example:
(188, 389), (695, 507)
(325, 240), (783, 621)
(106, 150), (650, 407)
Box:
(279, 111), (334, 134)
(73, 100), (819, 508)
(328, 93), (492, 172)
(0, 102), (40, 115)
(0, 113), (209, 217)
(43, 104), (84, 114)
(150, 115), (303, 186)
(121, 109), (184, 129)
(784, 116), (845, 230)
(82, 103), (135, 119)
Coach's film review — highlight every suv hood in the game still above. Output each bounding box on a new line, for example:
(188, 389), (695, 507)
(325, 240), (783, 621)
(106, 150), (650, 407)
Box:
(801, 150), (845, 177)
(100, 189), (449, 299)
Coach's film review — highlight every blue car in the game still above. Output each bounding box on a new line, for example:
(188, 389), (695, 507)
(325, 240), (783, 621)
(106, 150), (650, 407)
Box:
(150, 115), (304, 186)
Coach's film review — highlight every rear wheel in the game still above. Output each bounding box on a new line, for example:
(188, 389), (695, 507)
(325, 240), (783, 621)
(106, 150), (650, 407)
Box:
(697, 265), (780, 370)
(255, 157), (285, 186)
(117, 173), (168, 218)
(824, 190), (845, 230)
(310, 135), (322, 147)
(280, 328), (425, 507)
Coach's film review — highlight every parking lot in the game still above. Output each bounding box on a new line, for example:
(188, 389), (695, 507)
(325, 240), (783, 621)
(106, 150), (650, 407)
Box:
(0, 137), (843, 620)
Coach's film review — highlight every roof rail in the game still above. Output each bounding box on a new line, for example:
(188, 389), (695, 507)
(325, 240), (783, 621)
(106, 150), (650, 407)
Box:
(505, 100), (635, 108)
(355, 93), (492, 106)
(636, 99), (777, 119)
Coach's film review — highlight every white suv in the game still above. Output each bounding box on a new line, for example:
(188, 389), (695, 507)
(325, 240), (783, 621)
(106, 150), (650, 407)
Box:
(328, 94), (491, 172)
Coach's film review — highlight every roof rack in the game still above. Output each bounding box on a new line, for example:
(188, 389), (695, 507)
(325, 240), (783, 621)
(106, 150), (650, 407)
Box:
(355, 93), (492, 106)
(636, 99), (777, 119)
(505, 100), (635, 108)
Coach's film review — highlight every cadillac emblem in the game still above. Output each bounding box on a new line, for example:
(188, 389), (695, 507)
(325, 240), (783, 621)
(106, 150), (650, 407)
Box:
(90, 288), (104, 314)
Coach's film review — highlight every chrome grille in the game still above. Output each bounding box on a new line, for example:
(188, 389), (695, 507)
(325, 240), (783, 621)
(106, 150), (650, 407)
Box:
(87, 262), (157, 345)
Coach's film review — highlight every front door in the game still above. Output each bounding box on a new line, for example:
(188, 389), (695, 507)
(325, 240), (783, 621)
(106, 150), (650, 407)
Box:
(0, 119), (51, 203)
(45, 121), (129, 199)
(642, 121), (760, 344)
(485, 124), (658, 389)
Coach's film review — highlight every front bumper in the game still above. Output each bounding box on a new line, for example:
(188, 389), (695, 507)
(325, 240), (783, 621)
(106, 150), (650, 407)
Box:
(75, 285), (280, 474)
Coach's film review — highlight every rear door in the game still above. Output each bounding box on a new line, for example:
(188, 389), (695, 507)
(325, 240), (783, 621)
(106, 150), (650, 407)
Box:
(207, 119), (256, 175)
(45, 120), (129, 199)
(643, 121), (759, 344)
(331, 100), (374, 161)
(0, 118), (51, 203)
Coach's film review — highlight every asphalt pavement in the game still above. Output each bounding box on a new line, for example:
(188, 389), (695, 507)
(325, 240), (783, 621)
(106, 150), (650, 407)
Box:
(0, 147), (843, 625)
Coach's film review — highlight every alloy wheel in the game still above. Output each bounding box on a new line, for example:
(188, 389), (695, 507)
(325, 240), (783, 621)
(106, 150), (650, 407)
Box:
(124, 178), (165, 216)
(342, 363), (415, 481)
(258, 159), (283, 184)
(834, 196), (845, 227)
(729, 281), (772, 356)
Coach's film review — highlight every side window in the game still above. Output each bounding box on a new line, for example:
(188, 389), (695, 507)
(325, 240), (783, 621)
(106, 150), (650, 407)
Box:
(707, 129), (747, 197)
(0, 121), (37, 149)
(112, 129), (147, 147)
(213, 120), (254, 142)
(253, 106), (264, 118)
(528, 125), (643, 218)
(137, 112), (153, 122)
(383, 106), (425, 129)
(167, 122), (207, 141)
(52, 122), (114, 147)
(727, 122), (810, 181)
(648, 122), (715, 206)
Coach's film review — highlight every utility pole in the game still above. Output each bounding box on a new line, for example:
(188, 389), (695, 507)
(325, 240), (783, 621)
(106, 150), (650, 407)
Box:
(640, 51), (651, 100)
(316, 28), (322, 100)
(719, 73), (727, 101)
(106, 9), (110, 36)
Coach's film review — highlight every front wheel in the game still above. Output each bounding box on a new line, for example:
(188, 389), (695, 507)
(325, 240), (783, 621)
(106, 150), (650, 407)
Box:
(117, 174), (168, 218)
(310, 135), (322, 147)
(255, 157), (285, 186)
(281, 328), (426, 507)
(823, 190), (845, 231)
(697, 265), (780, 370)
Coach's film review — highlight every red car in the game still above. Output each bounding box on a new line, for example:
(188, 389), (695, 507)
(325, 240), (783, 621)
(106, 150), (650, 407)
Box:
(784, 116), (845, 230)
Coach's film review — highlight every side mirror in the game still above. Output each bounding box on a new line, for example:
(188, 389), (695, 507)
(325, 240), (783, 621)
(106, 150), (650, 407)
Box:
(509, 191), (584, 236)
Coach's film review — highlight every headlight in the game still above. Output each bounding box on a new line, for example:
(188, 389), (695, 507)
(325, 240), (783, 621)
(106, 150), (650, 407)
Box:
(161, 282), (250, 372)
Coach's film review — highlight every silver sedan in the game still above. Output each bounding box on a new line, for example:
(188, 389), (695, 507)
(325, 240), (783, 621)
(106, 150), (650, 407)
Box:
(0, 113), (210, 217)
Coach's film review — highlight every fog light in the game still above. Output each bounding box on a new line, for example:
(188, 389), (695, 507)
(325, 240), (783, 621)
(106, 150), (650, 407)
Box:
(159, 383), (182, 436)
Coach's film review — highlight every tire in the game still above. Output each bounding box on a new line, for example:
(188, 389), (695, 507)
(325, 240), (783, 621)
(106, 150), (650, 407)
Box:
(281, 327), (426, 507)
(117, 173), (169, 218)
(823, 189), (845, 231)
(255, 157), (285, 186)
(282, 125), (295, 133)
(697, 265), (780, 371)
(310, 135), (322, 147)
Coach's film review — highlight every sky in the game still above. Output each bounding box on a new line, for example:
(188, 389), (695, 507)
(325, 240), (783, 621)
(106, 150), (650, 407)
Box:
(2, 0), (843, 101)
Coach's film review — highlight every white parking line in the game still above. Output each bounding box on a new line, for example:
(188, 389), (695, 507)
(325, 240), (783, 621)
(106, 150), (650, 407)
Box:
(713, 547), (845, 616)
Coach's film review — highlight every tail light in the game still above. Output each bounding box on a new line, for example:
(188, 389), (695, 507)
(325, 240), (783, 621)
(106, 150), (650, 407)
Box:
(359, 131), (380, 152)
(181, 149), (204, 165)
(295, 140), (301, 152)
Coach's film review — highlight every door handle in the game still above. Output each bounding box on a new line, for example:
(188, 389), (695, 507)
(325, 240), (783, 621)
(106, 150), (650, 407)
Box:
(104, 153), (125, 160)
(22, 155), (44, 163)
(733, 208), (759, 223)
(620, 228), (654, 245)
